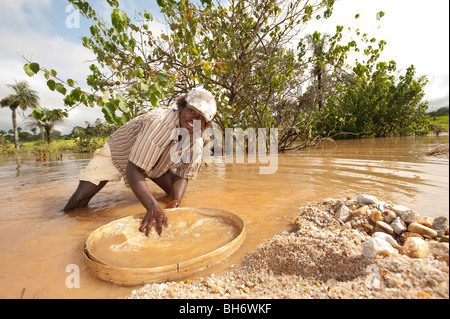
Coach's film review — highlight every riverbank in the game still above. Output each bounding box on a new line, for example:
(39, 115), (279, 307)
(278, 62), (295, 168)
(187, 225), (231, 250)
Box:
(426, 144), (449, 158)
(128, 196), (449, 299)
(0, 138), (106, 156)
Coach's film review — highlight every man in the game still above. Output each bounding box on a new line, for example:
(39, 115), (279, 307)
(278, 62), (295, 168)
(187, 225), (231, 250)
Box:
(64, 87), (217, 236)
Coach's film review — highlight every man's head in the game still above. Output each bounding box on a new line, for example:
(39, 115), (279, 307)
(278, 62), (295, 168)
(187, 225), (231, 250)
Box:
(177, 88), (217, 133)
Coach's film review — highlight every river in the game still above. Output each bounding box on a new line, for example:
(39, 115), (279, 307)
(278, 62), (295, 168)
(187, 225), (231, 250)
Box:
(0, 135), (448, 298)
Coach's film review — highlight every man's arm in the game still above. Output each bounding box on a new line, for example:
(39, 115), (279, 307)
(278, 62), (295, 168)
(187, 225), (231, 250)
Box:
(167, 174), (188, 208)
(126, 161), (168, 236)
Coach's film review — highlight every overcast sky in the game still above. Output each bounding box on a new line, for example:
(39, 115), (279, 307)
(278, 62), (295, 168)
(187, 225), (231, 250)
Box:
(0, 0), (448, 135)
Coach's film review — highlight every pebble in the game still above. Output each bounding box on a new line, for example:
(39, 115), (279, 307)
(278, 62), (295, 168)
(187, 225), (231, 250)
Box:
(432, 216), (449, 237)
(372, 232), (400, 248)
(376, 221), (394, 235)
(335, 205), (351, 222)
(391, 204), (410, 215)
(362, 237), (396, 259)
(427, 242), (449, 264)
(401, 210), (418, 224)
(370, 210), (383, 223)
(415, 216), (433, 228)
(391, 217), (407, 235)
(400, 232), (424, 244)
(357, 194), (378, 205)
(408, 222), (438, 239)
(403, 237), (431, 258)
(352, 205), (369, 217)
(383, 210), (397, 223)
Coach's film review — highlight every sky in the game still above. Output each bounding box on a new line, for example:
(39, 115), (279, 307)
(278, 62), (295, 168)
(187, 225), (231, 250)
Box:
(0, 0), (449, 135)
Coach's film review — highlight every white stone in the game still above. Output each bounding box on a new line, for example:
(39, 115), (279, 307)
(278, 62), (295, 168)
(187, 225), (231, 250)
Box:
(335, 205), (351, 222)
(357, 194), (378, 205)
(391, 204), (410, 214)
(391, 217), (407, 235)
(372, 232), (398, 247)
(362, 237), (396, 259)
(376, 221), (394, 235)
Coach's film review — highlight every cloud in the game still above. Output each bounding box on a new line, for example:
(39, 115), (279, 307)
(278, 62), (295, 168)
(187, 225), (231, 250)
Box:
(0, 27), (97, 134)
(0, 0), (170, 135)
(0, 0), (53, 31)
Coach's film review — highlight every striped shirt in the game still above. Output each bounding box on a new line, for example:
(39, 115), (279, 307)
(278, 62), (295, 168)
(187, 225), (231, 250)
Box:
(108, 107), (203, 185)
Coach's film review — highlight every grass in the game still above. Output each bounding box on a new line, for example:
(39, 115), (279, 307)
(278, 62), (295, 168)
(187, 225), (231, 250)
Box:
(0, 138), (106, 159)
(0, 139), (77, 159)
(429, 115), (449, 132)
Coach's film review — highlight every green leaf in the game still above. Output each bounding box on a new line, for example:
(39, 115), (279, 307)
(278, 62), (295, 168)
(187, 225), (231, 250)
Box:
(151, 83), (162, 98)
(111, 9), (128, 32)
(140, 82), (149, 92)
(376, 11), (385, 20)
(47, 79), (56, 91)
(135, 68), (144, 78)
(30, 63), (40, 74)
(70, 88), (82, 100)
(149, 93), (159, 106)
(120, 112), (131, 125)
(23, 64), (35, 77)
(55, 83), (67, 95)
(102, 103), (117, 124)
(116, 93), (126, 102)
(118, 101), (128, 113)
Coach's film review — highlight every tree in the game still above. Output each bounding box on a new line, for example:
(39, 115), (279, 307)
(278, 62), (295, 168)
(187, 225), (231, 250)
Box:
(318, 63), (430, 138)
(21, 0), (337, 140)
(0, 80), (40, 149)
(305, 32), (332, 111)
(30, 108), (68, 143)
(22, 1), (429, 151)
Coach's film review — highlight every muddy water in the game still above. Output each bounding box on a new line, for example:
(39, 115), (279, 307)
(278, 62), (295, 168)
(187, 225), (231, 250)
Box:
(0, 135), (448, 299)
(89, 210), (240, 268)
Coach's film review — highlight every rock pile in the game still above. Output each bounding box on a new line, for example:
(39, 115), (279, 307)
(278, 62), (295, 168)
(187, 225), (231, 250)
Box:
(320, 194), (449, 263)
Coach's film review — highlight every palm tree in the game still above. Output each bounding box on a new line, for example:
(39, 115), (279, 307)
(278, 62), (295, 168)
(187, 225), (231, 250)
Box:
(30, 108), (66, 144)
(306, 32), (331, 111)
(1, 80), (40, 149)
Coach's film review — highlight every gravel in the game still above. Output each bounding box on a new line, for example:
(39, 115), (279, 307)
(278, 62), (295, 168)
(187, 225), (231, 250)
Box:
(426, 144), (449, 158)
(128, 199), (449, 299)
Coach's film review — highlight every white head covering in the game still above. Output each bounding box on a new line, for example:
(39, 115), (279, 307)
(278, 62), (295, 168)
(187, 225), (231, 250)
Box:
(185, 87), (217, 122)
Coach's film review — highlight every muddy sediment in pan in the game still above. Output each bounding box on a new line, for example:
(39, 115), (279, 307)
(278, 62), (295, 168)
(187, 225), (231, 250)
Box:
(84, 208), (245, 286)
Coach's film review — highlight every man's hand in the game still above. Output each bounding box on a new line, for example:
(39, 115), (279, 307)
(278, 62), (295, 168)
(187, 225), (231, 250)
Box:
(139, 204), (168, 236)
(166, 199), (180, 208)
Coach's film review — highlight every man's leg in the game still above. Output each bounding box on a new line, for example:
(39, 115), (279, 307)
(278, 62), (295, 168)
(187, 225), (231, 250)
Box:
(151, 171), (187, 207)
(63, 180), (108, 212)
(150, 171), (175, 196)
